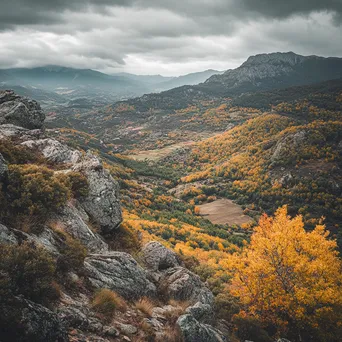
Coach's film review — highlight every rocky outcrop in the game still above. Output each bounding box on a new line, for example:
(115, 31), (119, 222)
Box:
(73, 152), (122, 233)
(52, 202), (108, 253)
(0, 296), (68, 342)
(271, 130), (307, 163)
(177, 314), (227, 342)
(21, 138), (82, 164)
(0, 224), (18, 245)
(0, 90), (45, 129)
(0, 153), (7, 180)
(142, 241), (181, 271)
(159, 266), (214, 306)
(84, 252), (156, 300)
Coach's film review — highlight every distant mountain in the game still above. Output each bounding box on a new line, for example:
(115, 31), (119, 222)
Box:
(0, 66), (223, 105)
(0, 65), (145, 93)
(155, 69), (223, 90)
(120, 52), (342, 112)
(205, 52), (342, 94)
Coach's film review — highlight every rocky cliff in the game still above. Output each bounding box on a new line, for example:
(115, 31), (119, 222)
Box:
(0, 92), (227, 342)
(205, 52), (342, 94)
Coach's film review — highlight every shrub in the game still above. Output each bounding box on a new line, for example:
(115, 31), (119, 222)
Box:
(92, 289), (127, 319)
(57, 234), (87, 273)
(58, 171), (89, 198)
(233, 316), (273, 342)
(0, 242), (59, 305)
(0, 139), (44, 165)
(5, 164), (70, 218)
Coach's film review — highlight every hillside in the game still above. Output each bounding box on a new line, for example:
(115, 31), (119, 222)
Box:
(0, 90), (234, 342)
(1, 81), (342, 341)
(100, 52), (342, 115)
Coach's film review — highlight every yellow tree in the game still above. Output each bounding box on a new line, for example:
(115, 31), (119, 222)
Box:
(230, 206), (342, 341)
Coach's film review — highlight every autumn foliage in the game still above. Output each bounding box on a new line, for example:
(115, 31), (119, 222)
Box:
(230, 206), (342, 341)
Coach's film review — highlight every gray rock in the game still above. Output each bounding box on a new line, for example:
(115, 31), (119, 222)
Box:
(118, 323), (137, 335)
(185, 301), (213, 322)
(84, 252), (156, 300)
(0, 90), (45, 129)
(0, 124), (42, 140)
(142, 241), (181, 271)
(177, 314), (227, 342)
(0, 224), (18, 245)
(0, 153), (8, 180)
(52, 201), (108, 253)
(159, 267), (214, 307)
(29, 228), (60, 255)
(73, 153), (122, 233)
(271, 130), (307, 162)
(21, 138), (82, 164)
(103, 326), (119, 337)
(276, 339), (292, 342)
(0, 296), (68, 342)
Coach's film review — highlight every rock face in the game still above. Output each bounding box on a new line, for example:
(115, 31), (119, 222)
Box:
(0, 224), (18, 245)
(142, 241), (181, 271)
(205, 52), (342, 94)
(0, 153), (8, 180)
(159, 267), (214, 306)
(74, 152), (122, 233)
(271, 130), (307, 163)
(0, 90), (45, 129)
(177, 314), (227, 342)
(0, 297), (68, 342)
(84, 252), (156, 300)
(21, 138), (82, 164)
(52, 202), (108, 253)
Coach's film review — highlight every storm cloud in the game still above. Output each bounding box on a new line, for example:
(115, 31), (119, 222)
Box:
(0, 0), (341, 75)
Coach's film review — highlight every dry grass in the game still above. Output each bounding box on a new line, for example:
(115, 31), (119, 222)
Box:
(168, 299), (191, 312)
(155, 325), (184, 342)
(92, 289), (127, 319)
(162, 300), (191, 325)
(135, 297), (156, 317)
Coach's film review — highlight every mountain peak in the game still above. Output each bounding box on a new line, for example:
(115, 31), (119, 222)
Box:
(242, 51), (310, 67)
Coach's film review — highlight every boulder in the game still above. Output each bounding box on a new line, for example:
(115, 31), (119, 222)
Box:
(271, 130), (306, 163)
(0, 296), (68, 342)
(159, 267), (214, 306)
(0, 153), (8, 180)
(0, 224), (18, 245)
(185, 301), (213, 322)
(84, 252), (156, 300)
(73, 152), (122, 233)
(21, 138), (82, 164)
(0, 124), (42, 140)
(177, 314), (227, 342)
(0, 90), (45, 129)
(52, 202), (108, 253)
(142, 241), (181, 271)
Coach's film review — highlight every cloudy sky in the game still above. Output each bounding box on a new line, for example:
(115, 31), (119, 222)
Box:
(0, 1), (342, 76)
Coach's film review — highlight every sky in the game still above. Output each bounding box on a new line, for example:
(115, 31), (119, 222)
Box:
(0, 1), (342, 76)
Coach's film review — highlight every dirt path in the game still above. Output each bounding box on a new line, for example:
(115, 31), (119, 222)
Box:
(198, 198), (253, 226)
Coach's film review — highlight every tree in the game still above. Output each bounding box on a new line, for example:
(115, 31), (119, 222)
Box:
(230, 206), (342, 341)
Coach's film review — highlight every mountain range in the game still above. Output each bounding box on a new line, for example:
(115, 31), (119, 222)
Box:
(0, 66), (221, 105)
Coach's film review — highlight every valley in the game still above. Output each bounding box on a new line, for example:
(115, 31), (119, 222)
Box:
(1, 51), (342, 342)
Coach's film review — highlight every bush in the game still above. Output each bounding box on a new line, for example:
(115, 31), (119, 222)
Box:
(5, 164), (70, 218)
(56, 232), (87, 273)
(0, 139), (44, 165)
(58, 171), (89, 198)
(233, 316), (273, 342)
(0, 242), (59, 305)
(92, 289), (127, 319)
